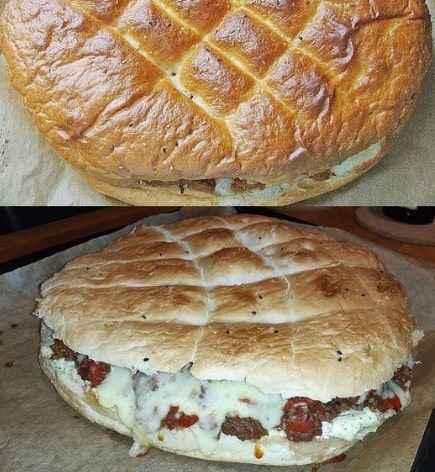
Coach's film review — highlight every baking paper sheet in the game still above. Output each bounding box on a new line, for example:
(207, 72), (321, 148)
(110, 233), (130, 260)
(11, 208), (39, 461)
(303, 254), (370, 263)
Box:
(0, 207), (434, 472)
(0, 0), (434, 206)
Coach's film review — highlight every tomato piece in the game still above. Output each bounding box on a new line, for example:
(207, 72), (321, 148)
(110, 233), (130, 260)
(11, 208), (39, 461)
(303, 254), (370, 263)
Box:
(389, 395), (402, 411)
(178, 414), (200, 428)
(87, 360), (109, 387)
(285, 419), (317, 434)
(163, 405), (199, 429)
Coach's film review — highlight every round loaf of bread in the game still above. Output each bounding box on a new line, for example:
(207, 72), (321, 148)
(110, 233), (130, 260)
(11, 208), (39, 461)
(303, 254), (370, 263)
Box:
(0, 0), (432, 205)
(35, 214), (421, 465)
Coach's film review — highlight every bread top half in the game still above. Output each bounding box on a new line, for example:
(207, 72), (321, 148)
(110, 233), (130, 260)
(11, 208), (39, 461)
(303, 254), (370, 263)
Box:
(36, 214), (419, 402)
(0, 1), (432, 191)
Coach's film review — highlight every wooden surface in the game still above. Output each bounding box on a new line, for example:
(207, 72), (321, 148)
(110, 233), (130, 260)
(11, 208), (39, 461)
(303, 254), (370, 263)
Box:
(0, 207), (434, 271)
(275, 206), (435, 263)
(0, 208), (179, 271)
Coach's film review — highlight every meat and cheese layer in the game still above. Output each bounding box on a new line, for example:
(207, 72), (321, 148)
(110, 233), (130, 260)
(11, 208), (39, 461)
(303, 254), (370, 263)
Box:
(41, 323), (412, 462)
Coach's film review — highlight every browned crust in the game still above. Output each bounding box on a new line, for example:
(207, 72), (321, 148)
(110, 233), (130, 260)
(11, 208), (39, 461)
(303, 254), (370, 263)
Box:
(0, 0), (432, 205)
(76, 137), (387, 206)
(35, 214), (418, 402)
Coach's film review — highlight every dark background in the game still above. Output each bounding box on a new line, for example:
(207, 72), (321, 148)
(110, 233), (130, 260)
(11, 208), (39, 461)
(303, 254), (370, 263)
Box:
(0, 207), (100, 235)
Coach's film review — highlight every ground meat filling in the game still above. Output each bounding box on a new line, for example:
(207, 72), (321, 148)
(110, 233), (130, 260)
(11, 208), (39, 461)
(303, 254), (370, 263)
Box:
(281, 397), (327, 442)
(50, 339), (110, 388)
(51, 339), (77, 362)
(392, 365), (412, 389)
(230, 178), (266, 192)
(221, 416), (268, 441)
(142, 178), (266, 194)
(325, 396), (362, 416)
(78, 358), (111, 388)
(281, 366), (412, 441)
(48, 340), (412, 443)
(144, 178), (217, 194)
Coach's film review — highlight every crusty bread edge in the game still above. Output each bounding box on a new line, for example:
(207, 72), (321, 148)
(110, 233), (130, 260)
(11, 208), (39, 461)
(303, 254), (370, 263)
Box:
(76, 140), (385, 206)
(78, 93), (418, 206)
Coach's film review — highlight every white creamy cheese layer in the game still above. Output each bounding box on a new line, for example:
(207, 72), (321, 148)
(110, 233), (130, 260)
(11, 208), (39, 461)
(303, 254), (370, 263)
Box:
(41, 325), (409, 457)
(131, 367), (286, 455)
(321, 408), (384, 442)
(214, 141), (382, 203)
(40, 325), (85, 393)
(94, 367), (136, 428)
(331, 142), (381, 177)
(93, 365), (408, 456)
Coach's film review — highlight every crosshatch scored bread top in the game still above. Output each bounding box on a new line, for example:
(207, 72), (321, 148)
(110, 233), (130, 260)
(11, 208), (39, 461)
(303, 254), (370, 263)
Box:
(35, 214), (423, 466)
(0, 1), (432, 206)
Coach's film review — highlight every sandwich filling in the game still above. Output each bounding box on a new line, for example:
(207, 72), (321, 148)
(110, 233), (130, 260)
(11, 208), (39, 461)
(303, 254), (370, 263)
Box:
(136, 143), (381, 201)
(41, 324), (411, 457)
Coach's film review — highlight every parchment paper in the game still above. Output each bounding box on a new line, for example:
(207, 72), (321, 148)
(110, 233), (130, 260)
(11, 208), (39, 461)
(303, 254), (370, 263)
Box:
(0, 1), (434, 206)
(0, 207), (434, 472)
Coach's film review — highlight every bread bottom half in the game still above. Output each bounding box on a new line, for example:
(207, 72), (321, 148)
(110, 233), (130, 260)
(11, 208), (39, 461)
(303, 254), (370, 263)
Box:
(80, 140), (385, 207)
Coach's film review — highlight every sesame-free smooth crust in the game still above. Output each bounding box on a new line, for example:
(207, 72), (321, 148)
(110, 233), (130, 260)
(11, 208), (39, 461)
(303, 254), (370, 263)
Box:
(0, 0), (432, 205)
(36, 214), (418, 402)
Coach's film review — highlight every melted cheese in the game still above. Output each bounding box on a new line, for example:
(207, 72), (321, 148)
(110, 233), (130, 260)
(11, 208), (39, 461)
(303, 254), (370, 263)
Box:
(94, 366), (136, 428)
(93, 365), (410, 457)
(92, 364), (409, 455)
(387, 380), (410, 409)
(331, 142), (381, 177)
(321, 408), (382, 442)
(42, 326), (409, 457)
(133, 367), (285, 454)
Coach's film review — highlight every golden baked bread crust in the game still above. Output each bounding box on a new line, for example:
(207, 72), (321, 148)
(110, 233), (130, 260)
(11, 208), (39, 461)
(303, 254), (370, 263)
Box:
(0, 0), (432, 205)
(35, 214), (418, 402)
